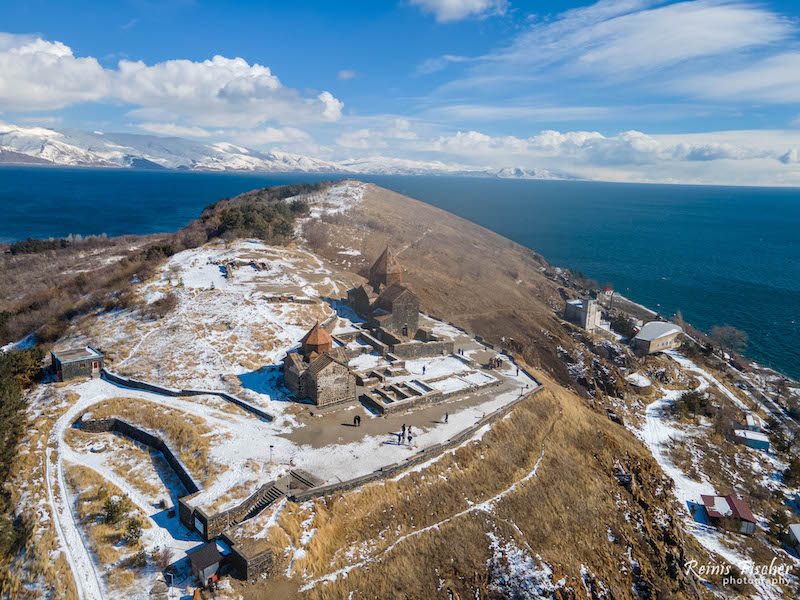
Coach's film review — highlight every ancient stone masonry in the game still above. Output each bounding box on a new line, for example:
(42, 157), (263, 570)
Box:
(283, 322), (358, 408)
(345, 248), (454, 358)
(368, 246), (403, 289)
(226, 383), (542, 582)
(76, 416), (200, 495)
(101, 369), (273, 421)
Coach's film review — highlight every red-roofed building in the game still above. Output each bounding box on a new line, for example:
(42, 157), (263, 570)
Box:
(701, 495), (757, 535)
(283, 323), (356, 408)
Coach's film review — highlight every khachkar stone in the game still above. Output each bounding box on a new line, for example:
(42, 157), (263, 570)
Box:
(368, 246), (403, 290)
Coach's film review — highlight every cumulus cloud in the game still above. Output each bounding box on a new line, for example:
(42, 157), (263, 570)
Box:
(336, 118), (419, 149)
(425, 128), (779, 166)
(115, 56), (343, 128)
(0, 33), (343, 129)
(0, 34), (108, 110)
(779, 149), (799, 164)
(410, 0), (507, 23)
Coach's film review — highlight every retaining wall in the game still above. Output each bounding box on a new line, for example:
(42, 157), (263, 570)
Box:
(289, 375), (542, 503)
(76, 417), (200, 495)
(390, 339), (455, 359)
(194, 480), (278, 541)
(101, 369), (273, 422)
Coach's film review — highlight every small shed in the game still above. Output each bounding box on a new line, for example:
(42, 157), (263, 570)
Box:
(51, 346), (104, 381)
(701, 494), (757, 535)
(734, 429), (770, 451)
(188, 542), (224, 587)
(788, 524), (800, 553)
(745, 414), (766, 432)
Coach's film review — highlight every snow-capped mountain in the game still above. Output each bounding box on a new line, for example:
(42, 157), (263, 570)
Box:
(0, 122), (578, 179)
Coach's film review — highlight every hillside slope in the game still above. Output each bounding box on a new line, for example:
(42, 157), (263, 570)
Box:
(228, 183), (718, 599)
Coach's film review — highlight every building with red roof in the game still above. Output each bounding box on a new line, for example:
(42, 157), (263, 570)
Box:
(700, 495), (757, 535)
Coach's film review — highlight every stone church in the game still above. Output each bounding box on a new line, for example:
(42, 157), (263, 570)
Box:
(283, 322), (356, 408)
(347, 247), (420, 338)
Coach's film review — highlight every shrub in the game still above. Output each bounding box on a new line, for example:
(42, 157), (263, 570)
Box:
(768, 509), (789, 542)
(152, 546), (174, 571)
(128, 549), (147, 569)
(103, 496), (131, 524)
(671, 390), (710, 418)
(125, 517), (143, 545)
(610, 313), (637, 339)
(784, 458), (800, 487)
(304, 221), (329, 251)
(145, 293), (179, 320)
(712, 405), (738, 441)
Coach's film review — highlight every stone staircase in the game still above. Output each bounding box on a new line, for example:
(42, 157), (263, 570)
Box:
(242, 485), (284, 522)
(236, 469), (325, 525)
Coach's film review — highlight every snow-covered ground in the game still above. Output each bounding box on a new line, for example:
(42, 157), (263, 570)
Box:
(634, 352), (797, 600)
(25, 204), (539, 599)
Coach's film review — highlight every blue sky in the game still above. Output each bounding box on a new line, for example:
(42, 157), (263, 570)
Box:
(4, 0), (800, 184)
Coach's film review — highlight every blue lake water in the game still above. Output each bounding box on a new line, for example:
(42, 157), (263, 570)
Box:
(1, 166), (798, 379)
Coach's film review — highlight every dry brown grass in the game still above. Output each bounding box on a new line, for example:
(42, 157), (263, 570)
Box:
(65, 464), (151, 564)
(84, 396), (223, 484)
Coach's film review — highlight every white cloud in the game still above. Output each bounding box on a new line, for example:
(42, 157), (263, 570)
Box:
(233, 126), (312, 145)
(441, 0), (794, 94)
(336, 118), (418, 148)
(0, 33), (343, 128)
(135, 122), (212, 137)
(415, 54), (473, 75)
(0, 34), (108, 110)
(426, 103), (616, 121)
(337, 128), (384, 149)
(410, 0), (507, 23)
(424, 128), (783, 167)
(337, 69), (356, 80)
(680, 52), (800, 103)
(115, 56), (343, 127)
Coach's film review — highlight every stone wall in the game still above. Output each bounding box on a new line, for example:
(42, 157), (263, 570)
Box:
(101, 369), (273, 422)
(390, 339), (455, 359)
(221, 535), (280, 581)
(76, 416), (200, 495)
(290, 374), (542, 503)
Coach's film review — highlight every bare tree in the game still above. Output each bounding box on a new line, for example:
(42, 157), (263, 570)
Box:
(304, 221), (329, 251)
(709, 325), (748, 358)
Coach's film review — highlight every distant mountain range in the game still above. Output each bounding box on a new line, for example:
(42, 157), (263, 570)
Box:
(0, 122), (579, 180)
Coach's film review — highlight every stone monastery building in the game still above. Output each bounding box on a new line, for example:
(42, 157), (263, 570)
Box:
(283, 322), (356, 408)
(347, 247), (420, 338)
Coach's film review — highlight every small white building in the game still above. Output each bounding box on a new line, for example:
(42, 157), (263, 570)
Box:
(632, 322), (683, 355)
(565, 298), (601, 332)
(746, 413), (767, 432)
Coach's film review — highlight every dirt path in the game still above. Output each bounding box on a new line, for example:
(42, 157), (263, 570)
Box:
(46, 431), (105, 600)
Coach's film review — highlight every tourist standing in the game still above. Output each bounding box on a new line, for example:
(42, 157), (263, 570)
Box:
(444, 412), (448, 424)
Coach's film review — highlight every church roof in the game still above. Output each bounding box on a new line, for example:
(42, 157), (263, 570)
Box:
(307, 347), (350, 374)
(301, 322), (333, 347)
(371, 247), (402, 275)
(376, 282), (415, 304)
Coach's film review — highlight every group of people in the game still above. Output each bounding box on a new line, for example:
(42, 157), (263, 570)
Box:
(399, 423), (414, 445)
